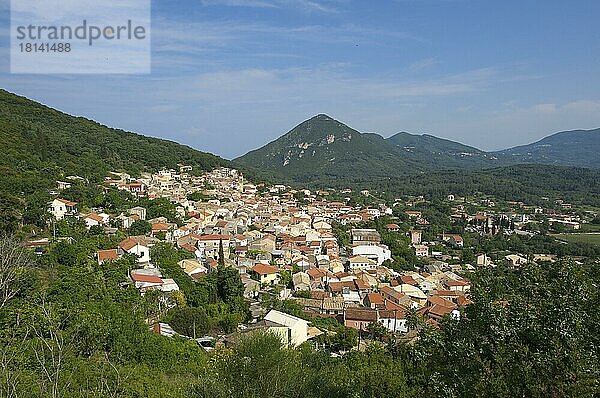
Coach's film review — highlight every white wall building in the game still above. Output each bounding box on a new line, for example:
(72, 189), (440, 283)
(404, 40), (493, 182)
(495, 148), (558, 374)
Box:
(49, 198), (78, 220)
(351, 244), (391, 265)
(264, 310), (309, 347)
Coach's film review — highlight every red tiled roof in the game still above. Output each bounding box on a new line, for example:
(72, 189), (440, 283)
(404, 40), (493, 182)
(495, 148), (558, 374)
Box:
(378, 308), (406, 319)
(180, 243), (197, 253)
(97, 249), (119, 262)
(345, 308), (377, 322)
(307, 268), (327, 279)
(56, 198), (77, 206)
(385, 300), (406, 311)
(400, 275), (418, 286)
(251, 264), (278, 275)
(85, 213), (104, 223)
(381, 285), (407, 301)
(428, 295), (456, 309)
(366, 292), (384, 305)
(152, 223), (169, 231)
(427, 304), (454, 317)
(119, 237), (147, 251)
(130, 273), (163, 284)
(446, 279), (470, 287)
(354, 279), (369, 290)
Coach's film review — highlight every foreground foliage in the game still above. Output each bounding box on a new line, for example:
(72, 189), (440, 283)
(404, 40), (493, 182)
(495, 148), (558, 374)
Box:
(0, 233), (598, 397)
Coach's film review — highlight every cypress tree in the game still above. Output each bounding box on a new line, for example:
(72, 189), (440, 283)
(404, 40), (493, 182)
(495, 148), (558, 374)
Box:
(218, 238), (225, 267)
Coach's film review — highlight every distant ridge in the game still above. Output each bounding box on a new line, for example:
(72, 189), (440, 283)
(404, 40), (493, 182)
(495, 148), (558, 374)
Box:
(495, 128), (600, 168)
(235, 114), (600, 183)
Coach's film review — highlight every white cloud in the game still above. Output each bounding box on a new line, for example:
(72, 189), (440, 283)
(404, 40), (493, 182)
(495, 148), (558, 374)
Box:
(0, 63), (497, 157)
(199, 0), (341, 13)
(408, 57), (437, 72)
(149, 18), (424, 74)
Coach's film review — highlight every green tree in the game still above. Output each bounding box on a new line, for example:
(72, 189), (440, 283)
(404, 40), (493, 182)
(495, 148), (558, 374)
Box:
(88, 224), (105, 236)
(218, 239), (225, 267)
(366, 321), (389, 342)
(128, 219), (152, 236)
(165, 306), (210, 338)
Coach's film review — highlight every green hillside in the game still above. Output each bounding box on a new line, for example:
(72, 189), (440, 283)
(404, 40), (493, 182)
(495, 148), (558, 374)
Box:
(0, 89), (230, 229)
(0, 89), (228, 184)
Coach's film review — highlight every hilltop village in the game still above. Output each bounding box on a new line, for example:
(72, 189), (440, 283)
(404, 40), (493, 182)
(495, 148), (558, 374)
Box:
(39, 165), (598, 348)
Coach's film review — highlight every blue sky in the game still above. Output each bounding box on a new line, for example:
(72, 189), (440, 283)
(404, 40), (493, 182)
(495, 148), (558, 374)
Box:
(1, 0), (599, 158)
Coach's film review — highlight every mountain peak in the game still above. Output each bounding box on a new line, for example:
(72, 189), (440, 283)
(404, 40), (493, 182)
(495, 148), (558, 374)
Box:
(288, 114), (357, 142)
(299, 113), (341, 127)
(311, 113), (334, 120)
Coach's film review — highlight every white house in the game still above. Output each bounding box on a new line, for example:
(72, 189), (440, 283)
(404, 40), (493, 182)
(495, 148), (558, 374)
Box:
(196, 234), (230, 259)
(378, 310), (408, 333)
(250, 263), (280, 285)
(130, 268), (162, 291)
(129, 206), (147, 220)
(351, 244), (391, 265)
(115, 214), (137, 229)
(476, 253), (492, 266)
(119, 237), (151, 264)
(348, 254), (378, 271)
(505, 254), (528, 268)
(177, 259), (207, 277)
(49, 198), (78, 220)
(160, 278), (180, 293)
(413, 244), (429, 257)
(264, 310), (309, 347)
(83, 213), (108, 229)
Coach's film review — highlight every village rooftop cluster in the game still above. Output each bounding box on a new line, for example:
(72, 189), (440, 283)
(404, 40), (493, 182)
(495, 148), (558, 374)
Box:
(39, 164), (595, 347)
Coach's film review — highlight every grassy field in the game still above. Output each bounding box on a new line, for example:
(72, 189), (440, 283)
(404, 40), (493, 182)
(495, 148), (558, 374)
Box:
(552, 233), (600, 245)
(580, 224), (600, 233)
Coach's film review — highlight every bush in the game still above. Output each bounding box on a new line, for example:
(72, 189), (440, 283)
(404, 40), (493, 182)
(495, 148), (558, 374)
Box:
(165, 307), (210, 338)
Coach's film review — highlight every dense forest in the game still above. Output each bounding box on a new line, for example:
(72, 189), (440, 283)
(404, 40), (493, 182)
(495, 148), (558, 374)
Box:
(295, 164), (600, 206)
(1, 233), (598, 397)
(240, 162), (600, 206)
